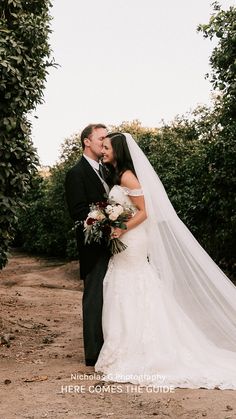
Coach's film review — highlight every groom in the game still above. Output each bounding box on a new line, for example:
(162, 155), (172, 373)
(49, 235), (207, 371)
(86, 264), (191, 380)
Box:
(65, 123), (110, 366)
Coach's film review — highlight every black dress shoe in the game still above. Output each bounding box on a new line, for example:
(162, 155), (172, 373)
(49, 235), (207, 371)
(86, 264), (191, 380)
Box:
(85, 359), (96, 366)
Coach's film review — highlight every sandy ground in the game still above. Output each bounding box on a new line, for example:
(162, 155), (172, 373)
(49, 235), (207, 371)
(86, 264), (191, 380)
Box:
(0, 250), (236, 419)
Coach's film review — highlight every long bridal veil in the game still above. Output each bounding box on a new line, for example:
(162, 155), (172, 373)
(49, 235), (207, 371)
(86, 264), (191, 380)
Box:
(124, 133), (236, 352)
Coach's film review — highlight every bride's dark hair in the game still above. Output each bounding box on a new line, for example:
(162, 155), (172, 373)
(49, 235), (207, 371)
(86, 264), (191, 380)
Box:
(104, 132), (137, 186)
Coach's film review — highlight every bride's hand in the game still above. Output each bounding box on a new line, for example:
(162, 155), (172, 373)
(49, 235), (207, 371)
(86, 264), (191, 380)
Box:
(111, 227), (124, 239)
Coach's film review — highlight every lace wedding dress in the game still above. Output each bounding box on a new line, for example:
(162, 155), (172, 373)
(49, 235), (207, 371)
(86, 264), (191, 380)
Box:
(95, 185), (236, 389)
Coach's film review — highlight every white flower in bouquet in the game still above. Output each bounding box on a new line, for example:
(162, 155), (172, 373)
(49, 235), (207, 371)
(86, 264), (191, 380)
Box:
(115, 204), (124, 215)
(108, 211), (119, 221)
(105, 205), (113, 215)
(107, 205), (124, 221)
(96, 212), (106, 221)
(89, 210), (104, 220)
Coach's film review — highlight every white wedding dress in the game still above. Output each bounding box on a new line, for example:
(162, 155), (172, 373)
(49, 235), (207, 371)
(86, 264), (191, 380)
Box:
(95, 185), (236, 389)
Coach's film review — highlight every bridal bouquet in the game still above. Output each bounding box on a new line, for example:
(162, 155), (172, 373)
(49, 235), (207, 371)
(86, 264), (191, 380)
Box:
(80, 200), (135, 255)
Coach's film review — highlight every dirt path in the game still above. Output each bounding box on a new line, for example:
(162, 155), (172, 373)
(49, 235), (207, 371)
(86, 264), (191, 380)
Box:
(0, 250), (235, 419)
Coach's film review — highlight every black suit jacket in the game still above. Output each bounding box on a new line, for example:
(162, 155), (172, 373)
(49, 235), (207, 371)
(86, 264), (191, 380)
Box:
(65, 156), (109, 279)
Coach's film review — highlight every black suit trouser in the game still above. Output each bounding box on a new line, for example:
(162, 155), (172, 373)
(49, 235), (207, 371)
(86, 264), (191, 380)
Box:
(82, 252), (110, 363)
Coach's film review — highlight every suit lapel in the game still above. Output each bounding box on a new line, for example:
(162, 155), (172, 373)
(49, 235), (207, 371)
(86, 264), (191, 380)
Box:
(81, 156), (107, 195)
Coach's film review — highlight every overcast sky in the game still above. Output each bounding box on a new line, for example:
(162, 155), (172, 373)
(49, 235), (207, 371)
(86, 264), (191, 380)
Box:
(30, 0), (235, 166)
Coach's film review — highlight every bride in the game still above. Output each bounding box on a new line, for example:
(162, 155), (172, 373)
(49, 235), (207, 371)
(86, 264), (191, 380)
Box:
(94, 132), (236, 390)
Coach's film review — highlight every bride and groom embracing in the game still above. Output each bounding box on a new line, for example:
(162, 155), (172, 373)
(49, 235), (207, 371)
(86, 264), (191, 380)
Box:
(65, 123), (236, 390)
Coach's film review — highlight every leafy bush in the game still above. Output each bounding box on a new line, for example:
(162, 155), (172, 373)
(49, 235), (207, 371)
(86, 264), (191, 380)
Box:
(0, 0), (54, 268)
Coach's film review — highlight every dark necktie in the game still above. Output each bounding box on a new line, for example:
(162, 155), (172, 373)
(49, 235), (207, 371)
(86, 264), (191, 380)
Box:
(96, 164), (110, 194)
(98, 163), (106, 180)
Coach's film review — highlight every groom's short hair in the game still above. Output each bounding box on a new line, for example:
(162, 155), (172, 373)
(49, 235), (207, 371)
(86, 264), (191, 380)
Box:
(81, 123), (107, 149)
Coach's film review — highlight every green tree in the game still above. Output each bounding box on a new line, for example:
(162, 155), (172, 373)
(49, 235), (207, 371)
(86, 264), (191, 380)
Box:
(198, 2), (236, 117)
(0, 0), (54, 268)
(198, 2), (236, 277)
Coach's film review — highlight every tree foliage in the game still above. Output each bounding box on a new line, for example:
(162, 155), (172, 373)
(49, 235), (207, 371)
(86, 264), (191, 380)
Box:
(0, 0), (54, 268)
(197, 2), (236, 277)
(198, 1), (236, 113)
(16, 134), (83, 259)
